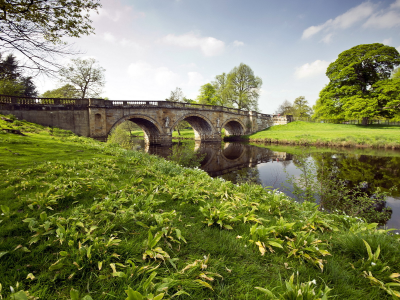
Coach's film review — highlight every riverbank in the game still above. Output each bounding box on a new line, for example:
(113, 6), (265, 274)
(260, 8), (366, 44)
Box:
(1, 115), (400, 299)
(245, 121), (400, 149)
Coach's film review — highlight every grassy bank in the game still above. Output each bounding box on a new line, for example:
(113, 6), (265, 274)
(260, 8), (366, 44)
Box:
(245, 121), (400, 149)
(1, 115), (400, 299)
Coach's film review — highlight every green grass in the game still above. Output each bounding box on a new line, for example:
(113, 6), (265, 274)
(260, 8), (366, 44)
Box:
(1, 115), (400, 299)
(246, 121), (400, 149)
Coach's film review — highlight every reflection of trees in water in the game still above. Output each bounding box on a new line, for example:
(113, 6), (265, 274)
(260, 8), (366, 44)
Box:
(220, 167), (261, 185)
(289, 151), (395, 224)
(312, 153), (400, 197)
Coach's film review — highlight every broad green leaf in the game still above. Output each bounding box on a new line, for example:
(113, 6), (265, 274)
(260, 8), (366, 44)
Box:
(70, 288), (80, 300)
(153, 293), (165, 300)
(194, 279), (214, 291)
(11, 291), (28, 300)
(125, 287), (143, 300)
(255, 287), (276, 297)
(0, 251), (8, 258)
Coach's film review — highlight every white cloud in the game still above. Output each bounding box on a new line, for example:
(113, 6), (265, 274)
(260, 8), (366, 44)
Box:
(383, 37), (393, 45)
(302, 2), (375, 39)
(103, 32), (116, 43)
(295, 60), (330, 79)
(128, 61), (180, 88)
(161, 32), (225, 56)
(233, 40), (244, 47)
(187, 72), (204, 87)
(363, 10), (400, 28)
(126, 61), (205, 100)
(390, 0), (400, 9)
(321, 33), (333, 44)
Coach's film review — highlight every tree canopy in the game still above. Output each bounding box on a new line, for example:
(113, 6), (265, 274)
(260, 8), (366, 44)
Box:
(0, 0), (101, 75)
(41, 84), (80, 98)
(0, 53), (37, 96)
(59, 58), (105, 99)
(197, 83), (220, 106)
(313, 43), (400, 122)
(275, 97), (313, 117)
(195, 63), (262, 111)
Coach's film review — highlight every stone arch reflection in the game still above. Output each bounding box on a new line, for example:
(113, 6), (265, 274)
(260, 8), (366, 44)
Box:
(222, 143), (245, 160)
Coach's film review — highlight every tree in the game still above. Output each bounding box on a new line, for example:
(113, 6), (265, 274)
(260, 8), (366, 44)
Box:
(41, 84), (80, 98)
(313, 43), (400, 124)
(393, 67), (400, 79)
(59, 58), (105, 99)
(226, 63), (262, 111)
(293, 96), (313, 118)
(275, 100), (294, 115)
(166, 87), (184, 102)
(212, 72), (232, 107)
(197, 83), (220, 105)
(0, 0), (101, 75)
(0, 53), (37, 96)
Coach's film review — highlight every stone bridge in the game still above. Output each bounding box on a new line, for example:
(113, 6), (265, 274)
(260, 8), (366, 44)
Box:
(0, 95), (292, 145)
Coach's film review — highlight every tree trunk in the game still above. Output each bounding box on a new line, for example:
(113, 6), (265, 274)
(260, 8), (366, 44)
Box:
(362, 117), (369, 125)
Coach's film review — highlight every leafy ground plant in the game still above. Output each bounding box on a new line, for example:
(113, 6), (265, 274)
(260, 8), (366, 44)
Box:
(1, 114), (400, 299)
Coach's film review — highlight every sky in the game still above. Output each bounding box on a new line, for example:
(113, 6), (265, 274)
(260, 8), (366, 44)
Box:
(35, 0), (400, 114)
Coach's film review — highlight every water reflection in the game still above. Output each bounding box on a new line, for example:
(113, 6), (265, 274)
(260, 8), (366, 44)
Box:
(131, 138), (400, 230)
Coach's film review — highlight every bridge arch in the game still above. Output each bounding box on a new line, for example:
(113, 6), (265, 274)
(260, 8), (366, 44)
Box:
(221, 118), (246, 136)
(171, 113), (218, 141)
(109, 114), (164, 144)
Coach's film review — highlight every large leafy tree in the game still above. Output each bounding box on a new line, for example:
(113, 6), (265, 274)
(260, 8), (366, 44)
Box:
(59, 58), (105, 99)
(0, 53), (37, 96)
(41, 84), (80, 98)
(0, 0), (101, 75)
(275, 100), (294, 115)
(197, 83), (220, 106)
(314, 43), (400, 124)
(227, 63), (262, 111)
(198, 63), (262, 111)
(293, 96), (313, 118)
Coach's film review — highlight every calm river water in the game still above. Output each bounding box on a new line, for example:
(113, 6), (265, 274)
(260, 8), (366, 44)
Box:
(133, 139), (400, 231)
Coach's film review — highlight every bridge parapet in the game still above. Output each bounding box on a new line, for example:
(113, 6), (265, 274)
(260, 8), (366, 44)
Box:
(0, 94), (291, 144)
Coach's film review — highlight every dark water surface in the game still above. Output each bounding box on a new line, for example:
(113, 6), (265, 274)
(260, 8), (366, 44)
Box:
(133, 138), (400, 231)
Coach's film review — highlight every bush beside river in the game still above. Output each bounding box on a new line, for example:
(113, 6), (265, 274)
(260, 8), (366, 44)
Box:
(1, 115), (400, 299)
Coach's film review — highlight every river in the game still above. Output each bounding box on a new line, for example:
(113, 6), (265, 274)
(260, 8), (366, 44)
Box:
(130, 138), (400, 231)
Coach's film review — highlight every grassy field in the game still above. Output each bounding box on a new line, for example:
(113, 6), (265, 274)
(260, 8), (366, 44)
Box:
(1, 115), (400, 299)
(245, 121), (400, 149)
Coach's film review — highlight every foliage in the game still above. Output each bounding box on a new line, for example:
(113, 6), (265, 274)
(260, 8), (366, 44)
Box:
(226, 63), (262, 111)
(0, 53), (37, 96)
(196, 83), (220, 106)
(314, 43), (400, 122)
(393, 67), (400, 79)
(256, 272), (331, 299)
(59, 58), (105, 99)
(293, 96), (313, 118)
(275, 99), (295, 116)
(166, 87), (184, 102)
(0, 0), (101, 75)
(167, 142), (205, 168)
(1, 114), (400, 299)
(198, 63), (262, 111)
(41, 84), (80, 98)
